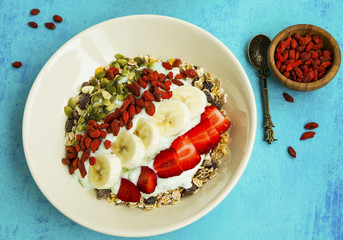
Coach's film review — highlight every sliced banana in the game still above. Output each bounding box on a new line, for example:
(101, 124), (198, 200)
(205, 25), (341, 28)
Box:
(133, 118), (160, 157)
(171, 86), (207, 119)
(88, 154), (121, 189)
(111, 131), (146, 169)
(152, 100), (190, 136)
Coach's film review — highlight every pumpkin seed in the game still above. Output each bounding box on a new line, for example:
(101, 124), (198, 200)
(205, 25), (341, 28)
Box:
(90, 78), (98, 86)
(107, 84), (116, 94)
(100, 112), (107, 119)
(135, 71), (142, 81)
(76, 124), (83, 132)
(106, 103), (116, 112)
(103, 99), (111, 106)
(147, 62), (154, 68)
(116, 84), (124, 94)
(117, 59), (127, 67)
(79, 116), (86, 124)
(91, 113), (102, 121)
(121, 69), (129, 76)
(114, 53), (125, 60)
(81, 86), (94, 94)
(128, 72), (135, 81)
(118, 93), (125, 101)
(64, 106), (74, 118)
(101, 78), (110, 88)
(112, 62), (121, 69)
(116, 75), (123, 81)
(67, 97), (76, 109)
(87, 105), (93, 115)
(95, 71), (106, 79)
(91, 94), (102, 103)
(134, 57), (144, 66)
(102, 90), (111, 100)
(123, 86), (129, 93)
(110, 94), (117, 103)
(93, 101), (103, 108)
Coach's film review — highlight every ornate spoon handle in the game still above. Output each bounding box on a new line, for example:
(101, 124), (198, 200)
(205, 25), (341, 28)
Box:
(259, 71), (277, 144)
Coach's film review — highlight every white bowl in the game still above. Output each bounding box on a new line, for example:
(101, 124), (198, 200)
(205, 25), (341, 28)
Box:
(23, 15), (256, 237)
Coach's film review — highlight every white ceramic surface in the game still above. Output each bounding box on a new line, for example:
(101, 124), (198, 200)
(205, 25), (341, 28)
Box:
(22, 15), (256, 237)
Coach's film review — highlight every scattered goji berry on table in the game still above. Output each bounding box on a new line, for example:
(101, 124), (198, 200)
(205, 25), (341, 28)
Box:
(288, 146), (296, 158)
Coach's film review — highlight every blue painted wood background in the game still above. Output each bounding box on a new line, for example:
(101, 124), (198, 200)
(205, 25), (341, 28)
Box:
(0, 0), (342, 239)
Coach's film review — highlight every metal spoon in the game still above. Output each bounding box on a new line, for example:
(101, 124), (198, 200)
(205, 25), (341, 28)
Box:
(248, 34), (277, 144)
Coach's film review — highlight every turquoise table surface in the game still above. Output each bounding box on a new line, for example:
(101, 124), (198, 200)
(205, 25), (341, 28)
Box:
(1, 0), (342, 239)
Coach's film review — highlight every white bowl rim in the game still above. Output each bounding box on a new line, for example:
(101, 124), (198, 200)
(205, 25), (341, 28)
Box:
(22, 14), (257, 237)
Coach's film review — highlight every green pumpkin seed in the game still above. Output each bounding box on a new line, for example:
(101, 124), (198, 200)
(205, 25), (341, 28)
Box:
(117, 84), (124, 94)
(87, 105), (93, 115)
(118, 93), (125, 101)
(135, 71), (142, 81)
(112, 62), (121, 69)
(90, 78), (98, 86)
(67, 97), (76, 109)
(107, 84), (116, 94)
(147, 62), (154, 69)
(128, 72), (136, 81)
(91, 94), (102, 103)
(95, 71), (106, 79)
(117, 59), (127, 67)
(134, 57), (144, 66)
(76, 124), (83, 132)
(100, 112), (107, 119)
(64, 106), (74, 118)
(91, 113), (102, 121)
(114, 53), (125, 60)
(81, 85), (94, 94)
(116, 75), (123, 81)
(93, 101), (103, 108)
(121, 69), (129, 76)
(110, 94), (117, 103)
(79, 116), (86, 124)
(102, 90), (111, 100)
(123, 86), (129, 93)
(103, 99), (111, 106)
(101, 78), (110, 88)
(106, 103), (117, 112)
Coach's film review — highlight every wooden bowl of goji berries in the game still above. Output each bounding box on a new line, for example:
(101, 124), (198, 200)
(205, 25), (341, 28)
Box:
(268, 24), (341, 91)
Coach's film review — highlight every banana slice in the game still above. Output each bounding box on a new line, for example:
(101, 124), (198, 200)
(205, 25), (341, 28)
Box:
(171, 86), (207, 119)
(88, 154), (121, 189)
(152, 100), (190, 136)
(133, 118), (160, 157)
(111, 131), (146, 169)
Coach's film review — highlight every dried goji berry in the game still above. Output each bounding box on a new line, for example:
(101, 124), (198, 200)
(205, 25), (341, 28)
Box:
(88, 129), (100, 138)
(76, 134), (82, 142)
(77, 158), (87, 178)
(122, 111), (129, 123)
(89, 156), (96, 165)
(171, 79), (184, 86)
(103, 140), (112, 150)
(139, 77), (147, 88)
(91, 138), (101, 153)
(30, 9), (40, 15)
(81, 149), (90, 163)
(175, 74), (182, 79)
(288, 146), (296, 158)
(173, 59), (182, 67)
(320, 61), (332, 69)
(312, 42), (323, 50)
(142, 90), (155, 101)
(99, 123), (109, 129)
(62, 157), (71, 166)
(158, 73), (167, 83)
(119, 117), (125, 127)
(276, 61), (282, 70)
(126, 119), (133, 130)
(45, 22), (56, 30)
(69, 158), (78, 174)
(298, 35), (312, 45)
(53, 15), (63, 23)
(283, 92), (294, 102)
(99, 130), (107, 138)
(104, 112), (116, 124)
(305, 42), (314, 52)
(28, 22), (38, 28)
(120, 99), (130, 112)
(304, 122), (319, 130)
(88, 120), (99, 129)
(162, 62), (173, 70)
(111, 120), (120, 136)
(312, 35), (322, 44)
(144, 101), (155, 116)
(136, 106), (142, 114)
(294, 66), (303, 78)
(300, 131), (316, 140)
(85, 137), (92, 149)
(282, 51), (289, 61)
(292, 33), (301, 40)
(291, 38), (298, 49)
(167, 71), (173, 79)
(126, 83), (140, 96)
(161, 91), (173, 99)
(74, 144), (81, 152)
(12, 62), (22, 68)
(151, 80), (162, 87)
(128, 105), (135, 118)
(135, 98), (144, 107)
(322, 50), (332, 57)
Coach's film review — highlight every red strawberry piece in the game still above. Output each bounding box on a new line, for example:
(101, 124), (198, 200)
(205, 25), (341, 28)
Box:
(201, 105), (231, 134)
(171, 135), (201, 171)
(137, 166), (157, 194)
(117, 178), (141, 202)
(153, 149), (183, 178)
(104, 140), (111, 150)
(186, 123), (212, 154)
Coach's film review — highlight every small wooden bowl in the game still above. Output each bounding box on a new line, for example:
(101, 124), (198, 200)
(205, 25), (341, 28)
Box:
(268, 24), (341, 91)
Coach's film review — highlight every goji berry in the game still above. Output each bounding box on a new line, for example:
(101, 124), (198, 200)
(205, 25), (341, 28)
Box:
(128, 105), (135, 118)
(288, 146), (296, 158)
(28, 22), (38, 28)
(304, 122), (319, 130)
(162, 62), (173, 70)
(99, 123), (109, 129)
(139, 77), (147, 88)
(126, 119), (133, 130)
(62, 158), (71, 166)
(171, 79), (184, 86)
(69, 158), (78, 174)
(135, 98), (144, 107)
(158, 73), (167, 83)
(300, 131), (316, 140)
(104, 140), (112, 150)
(53, 15), (63, 23)
(88, 129), (100, 138)
(74, 145), (81, 152)
(30, 9), (40, 15)
(173, 59), (182, 67)
(111, 120), (120, 136)
(88, 120), (98, 129)
(89, 156), (96, 165)
(45, 22), (56, 30)
(283, 92), (294, 103)
(77, 158), (87, 178)
(142, 90), (154, 101)
(119, 99), (130, 112)
(85, 137), (92, 149)
(167, 71), (173, 79)
(144, 101), (155, 116)
(12, 62), (22, 68)
(91, 138), (101, 153)
(161, 91), (173, 99)
(99, 130), (107, 138)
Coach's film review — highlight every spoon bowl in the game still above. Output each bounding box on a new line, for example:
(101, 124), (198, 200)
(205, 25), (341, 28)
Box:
(248, 34), (271, 72)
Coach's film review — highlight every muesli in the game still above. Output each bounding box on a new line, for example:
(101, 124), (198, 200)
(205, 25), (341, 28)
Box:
(62, 54), (231, 210)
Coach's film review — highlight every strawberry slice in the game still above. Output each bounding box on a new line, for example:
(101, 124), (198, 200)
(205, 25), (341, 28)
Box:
(171, 135), (201, 171)
(200, 118), (221, 147)
(153, 149), (183, 178)
(137, 166), (157, 194)
(201, 105), (231, 134)
(117, 178), (141, 202)
(186, 123), (212, 154)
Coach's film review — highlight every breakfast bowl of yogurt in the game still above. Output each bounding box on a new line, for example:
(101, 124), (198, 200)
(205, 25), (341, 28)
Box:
(23, 15), (256, 237)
